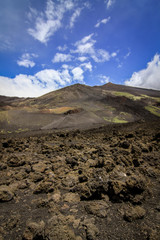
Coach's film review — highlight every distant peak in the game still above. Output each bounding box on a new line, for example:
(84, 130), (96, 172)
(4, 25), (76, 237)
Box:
(67, 83), (90, 89)
(106, 82), (114, 86)
(72, 83), (84, 87)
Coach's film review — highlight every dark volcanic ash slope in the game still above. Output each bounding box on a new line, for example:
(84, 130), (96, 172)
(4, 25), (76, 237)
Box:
(0, 120), (160, 240)
(96, 82), (160, 97)
(0, 83), (160, 133)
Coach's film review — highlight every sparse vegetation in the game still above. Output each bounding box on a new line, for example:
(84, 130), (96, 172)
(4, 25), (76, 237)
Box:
(111, 91), (160, 102)
(111, 91), (142, 100)
(104, 112), (130, 123)
(145, 105), (160, 117)
(103, 117), (112, 122)
(0, 83), (159, 132)
(15, 128), (29, 133)
(0, 111), (10, 123)
(106, 106), (116, 111)
(112, 116), (128, 123)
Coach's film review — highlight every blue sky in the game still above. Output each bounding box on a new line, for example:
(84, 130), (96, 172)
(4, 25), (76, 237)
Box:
(0, 0), (160, 97)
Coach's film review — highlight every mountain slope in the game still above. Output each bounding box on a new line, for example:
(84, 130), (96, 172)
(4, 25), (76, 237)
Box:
(96, 82), (160, 97)
(0, 83), (160, 134)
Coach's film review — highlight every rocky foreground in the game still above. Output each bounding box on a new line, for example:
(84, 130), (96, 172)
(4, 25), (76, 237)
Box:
(0, 121), (160, 240)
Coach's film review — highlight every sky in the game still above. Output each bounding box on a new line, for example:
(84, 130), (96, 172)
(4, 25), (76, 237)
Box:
(0, 0), (160, 97)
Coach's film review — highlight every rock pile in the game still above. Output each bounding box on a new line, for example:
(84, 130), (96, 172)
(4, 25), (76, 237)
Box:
(0, 121), (160, 239)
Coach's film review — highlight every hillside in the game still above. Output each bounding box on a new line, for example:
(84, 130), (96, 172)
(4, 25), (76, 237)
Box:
(0, 83), (160, 134)
(0, 120), (160, 239)
(0, 83), (160, 239)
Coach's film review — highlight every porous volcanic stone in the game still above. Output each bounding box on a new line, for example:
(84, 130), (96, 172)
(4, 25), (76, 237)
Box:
(0, 185), (14, 202)
(123, 206), (146, 222)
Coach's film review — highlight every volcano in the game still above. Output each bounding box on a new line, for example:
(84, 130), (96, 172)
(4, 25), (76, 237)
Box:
(0, 83), (160, 240)
(0, 83), (159, 134)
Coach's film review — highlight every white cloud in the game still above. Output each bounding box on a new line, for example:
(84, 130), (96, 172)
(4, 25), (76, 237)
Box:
(105, 0), (115, 9)
(57, 44), (68, 51)
(118, 63), (123, 68)
(62, 64), (72, 69)
(0, 68), (74, 97)
(124, 50), (131, 59)
(92, 49), (110, 62)
(0, 75), (46, 98)
(83, 2), (91, 9)
(72, 34), (111, 62)
(74, 41), (95, 55)
(52, 53), (73, 63)
(76, 33), (94, 45)
(27, 0), (74, 44)
(99, 75), (110, 84)
(78, 56), (88, 62)
(0, 65), (89, 97)
(35, 69), (61, 84)
(69, 8), (82, 28)
(72, 34), (95, 56)
(27, 7), (38, 22)
(81, 62), (92, 72)
(125, 54), (160, 90)
(111, 52), (117, 57)
(17, 53), (37, 68)
(0, 36), (14, 51)
(61, 69), (72, 84)
(35, 69), (72, 86)
(95, 17), (111, 28)
(72, 67), (84, 82)
(17, 59), (35, 68)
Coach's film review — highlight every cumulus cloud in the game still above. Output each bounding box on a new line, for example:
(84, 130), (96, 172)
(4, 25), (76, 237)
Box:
(72, 34), (95, 55)
(27, 0), (74, 44)
(0, 68), (74, 97)
(0, 64), (91, 97)
(80, 62), (92, 72)
(0, 75), (45, 98)
(78, 56), (88, 62)
(72, 34), (111, 62)
(105, 0), (115, 9)
(125, 54), (160, 90)
(35, 69), (72, 86)
(52, 53), (73, 63)
(72, 67), (84, 82)
(99, 75), (110, 84)
(17, 53), (37, 68)
(62, 64), (72, 69)
(69, 8), (82, 28)
(95, 17), (111, 28)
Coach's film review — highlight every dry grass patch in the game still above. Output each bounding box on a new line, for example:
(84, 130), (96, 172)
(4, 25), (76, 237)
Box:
(41, 107), (76, 114)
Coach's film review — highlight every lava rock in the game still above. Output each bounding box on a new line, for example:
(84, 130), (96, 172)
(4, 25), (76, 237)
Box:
(0, 185), (14, 202)
(33, 181), (54, 194)
(22, 220), (45, 240)
(7, 155), (25, 167)
(85, 201), (109, 218)
(123, 206), (146, 222)
(120, 141), (130, 149)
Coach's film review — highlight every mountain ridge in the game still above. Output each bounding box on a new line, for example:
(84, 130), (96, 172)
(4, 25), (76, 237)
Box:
(0, 83), (160, 134)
